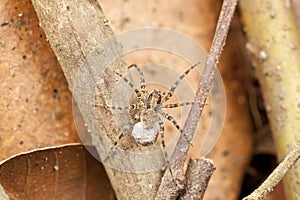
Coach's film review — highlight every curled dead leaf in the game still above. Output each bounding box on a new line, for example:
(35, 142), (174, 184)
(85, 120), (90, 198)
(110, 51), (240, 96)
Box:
(0, 144), (115, 200)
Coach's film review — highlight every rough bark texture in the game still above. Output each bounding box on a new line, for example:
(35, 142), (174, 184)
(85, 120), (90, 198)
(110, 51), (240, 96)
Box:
(180, 158), (215, 200)
(30, 0), (163, 199)
(239, 1), (300, 199)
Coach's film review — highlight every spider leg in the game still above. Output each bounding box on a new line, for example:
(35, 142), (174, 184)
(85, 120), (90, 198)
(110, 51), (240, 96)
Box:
(162, 60), (202, 103)
(115, 71), (143, 98)
(164, 102), (209, 109)
(101, 132), (124, 164)
(128, 64), (146, 90)
(158, 119), (174, 171)
(158, 110), (193, 147)
(158, 118), (179, 182)
(163, 101), (195, 108)
(93, 103), (131, 110)
(101, 122), (134, 163)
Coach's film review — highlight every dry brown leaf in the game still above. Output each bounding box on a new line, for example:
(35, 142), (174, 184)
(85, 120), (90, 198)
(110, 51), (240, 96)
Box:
(0, 0), (80, 161)
(0, 144), (115, 200)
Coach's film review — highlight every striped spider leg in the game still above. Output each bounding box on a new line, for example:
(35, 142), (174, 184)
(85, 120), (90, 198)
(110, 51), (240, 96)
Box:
(162, 60), (202, 105)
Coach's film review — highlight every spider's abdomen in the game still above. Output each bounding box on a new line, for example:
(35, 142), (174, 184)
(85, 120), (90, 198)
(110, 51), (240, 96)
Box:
(131, 121), (158, 146)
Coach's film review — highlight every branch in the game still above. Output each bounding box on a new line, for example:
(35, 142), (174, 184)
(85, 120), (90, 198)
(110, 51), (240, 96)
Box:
(243, 140), (300, 200)
(239, 0), (300, 198)
(155, 0), (238, 198)
(30, 0), (162, 199)
(180, 158), (215, 200)
(155, 154), (186, 200)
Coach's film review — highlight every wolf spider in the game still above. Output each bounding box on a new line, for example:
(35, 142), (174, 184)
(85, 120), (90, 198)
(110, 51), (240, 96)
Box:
(98, 61), (201, 164)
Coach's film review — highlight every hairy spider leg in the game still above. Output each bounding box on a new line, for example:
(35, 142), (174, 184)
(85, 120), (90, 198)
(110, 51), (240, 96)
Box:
(158, 119), (171, 165)
(158, 110), (193, 146)
(128, 64), (146, 91)
(114, 63), (147, 100)
(93, 102), (135, 147)
(93, 103), (140, 147)
(164, 102), (208, 109)
(162, 60), (202, 103)
(158, 118), (177, 179)
(93, 103), (138, 111)
(163, 101), (195, 108)
(95, 64), (146, 110)
(115, 71), (143, 99)
(101, 120), (135, 163)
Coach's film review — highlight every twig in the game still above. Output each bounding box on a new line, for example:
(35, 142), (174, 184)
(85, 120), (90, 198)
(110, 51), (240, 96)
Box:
(155, 154), (186, 200)
(171, 0), (237, 162)
(180, 158), (215, 200)
(243, 140), (300, 200)
(155, 0), (238, 199)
